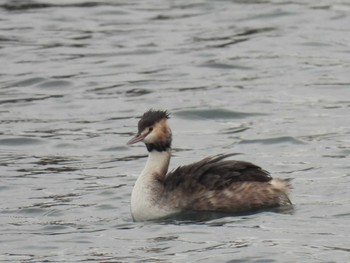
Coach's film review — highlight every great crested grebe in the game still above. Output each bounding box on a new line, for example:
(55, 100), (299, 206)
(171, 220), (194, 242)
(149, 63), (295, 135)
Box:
(127, 110), (292, 221)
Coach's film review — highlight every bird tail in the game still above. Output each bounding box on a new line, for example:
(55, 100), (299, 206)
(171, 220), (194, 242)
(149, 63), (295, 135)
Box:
(270, 178), (292, 206)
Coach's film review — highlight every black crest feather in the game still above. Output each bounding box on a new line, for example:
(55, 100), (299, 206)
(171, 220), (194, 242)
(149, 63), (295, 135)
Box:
(138, 109), (169, 133)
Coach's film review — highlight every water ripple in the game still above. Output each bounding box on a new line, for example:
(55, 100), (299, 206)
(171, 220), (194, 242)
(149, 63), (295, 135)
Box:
(0, 137), (45, 146)
(175, 108), (267, 120)
(239, 136), (306, 145)
(1, 0), (349, 262)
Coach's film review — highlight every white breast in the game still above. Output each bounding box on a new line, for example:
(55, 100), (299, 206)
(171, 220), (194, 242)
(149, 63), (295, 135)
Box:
(130, 150), (178, 221)
(131, 174), (176, 221)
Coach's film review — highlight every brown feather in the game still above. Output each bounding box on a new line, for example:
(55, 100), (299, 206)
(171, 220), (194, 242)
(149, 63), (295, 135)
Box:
(161, 154), (290, 213)
(164, 154), (271, 191)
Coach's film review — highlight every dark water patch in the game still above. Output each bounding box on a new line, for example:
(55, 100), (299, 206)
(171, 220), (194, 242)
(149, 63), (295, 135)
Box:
(13, 155), (81, 175)
(17, 207), (45, 215)
(338, 149), (350, 157)
(322, 105), (344, 109)
(17, 166), (79, 175)
(29, 194), (79, 209)
(322, 154), (348, 158)
(324, 246), (350, 253)
(27, 126), (114, 139)
(170, 3), (206, 10)
(34, 193), (79, 201)
(0, 94), (63, 105)
(0, 1), (127, 11)
(301, 41), (332, 47)
(139, 68), (165, 74)
(115, 49), (159, 56)
(102, 145), (129, 152)
(177, 85), (217, 92)
(95, 204), (118, 212)
(221, 126), (250, 134)
(172, 147), (193, 153)
(208, 38), (249, 48)
(69, 33), (93, 41)
(0, 154), (30, 166)
(40, 42), (88, 49)
(83, 253), (127, 263)
(279, 166), (316, 174)
(242, 9), (295, 21)
(31, 201), (70, 209)
(0, 137), (45, 146)
(236, 27), (276, 37)
(42, 224), (72, 233)
(24, 128), (72, 138)
(0, 35), (20, 43)
(199, 61), (251, 70)
(10, 77), (46, 87)
(334, 212), (350, 217)
(194, 27), (275, 42)
(230, 0), (270, 4)
(313, 82), (350, 87)
(157, 206), (294, 224)
(127, 78), (165, 86)
(34, 156), (78, 166)
(194, 35), (235, 42)
(175, 108), (267, 120)
(125, 88), (152, 97)
(0, 185), (11, 191)
(0, 118), (57, 124)
(194, 27), (275, 48)
(42, 221), (77, 228)
(115, 155), (148, 161)
(239, 136), (305, 145)
(96, 184), (126, 191)
(150, 13), (202, 21)
(1, 2), (52, 11)
(227, 257), (277, 263)
(52, 74), (81, 79)
(300, 132), (339, 142)
(88, 84), (124, 92)
(80, 183), (127, 192)
(0, 255), (35, 263)
(55, 142), (87, 149)
(37, 80), (72, 89)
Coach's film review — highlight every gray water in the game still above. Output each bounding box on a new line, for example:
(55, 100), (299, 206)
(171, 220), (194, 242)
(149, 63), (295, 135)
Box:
(1, 0), (349, 262)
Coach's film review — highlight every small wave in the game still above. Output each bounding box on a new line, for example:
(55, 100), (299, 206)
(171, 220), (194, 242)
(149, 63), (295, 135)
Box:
(239, 136), (305, 145)
(0, 137), (45, 146)
(175, 108), (267, 120)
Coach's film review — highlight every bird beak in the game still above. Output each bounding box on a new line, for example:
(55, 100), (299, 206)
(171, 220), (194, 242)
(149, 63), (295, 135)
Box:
(127, 133), (145, 145)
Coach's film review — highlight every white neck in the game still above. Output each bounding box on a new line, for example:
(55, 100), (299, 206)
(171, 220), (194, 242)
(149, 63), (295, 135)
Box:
(141, 150), (171, 179)
(131, 149), (173, 221)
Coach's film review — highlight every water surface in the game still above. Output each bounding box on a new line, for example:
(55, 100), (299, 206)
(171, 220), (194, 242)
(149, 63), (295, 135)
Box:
(0, 0), (349, 262)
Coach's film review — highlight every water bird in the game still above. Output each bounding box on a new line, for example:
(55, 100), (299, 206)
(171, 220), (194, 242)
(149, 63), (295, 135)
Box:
(127, 110), (292, 221)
